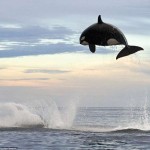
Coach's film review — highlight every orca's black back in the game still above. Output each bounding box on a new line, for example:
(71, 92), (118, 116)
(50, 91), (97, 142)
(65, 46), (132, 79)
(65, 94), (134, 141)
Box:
(81, 23), (128, 46)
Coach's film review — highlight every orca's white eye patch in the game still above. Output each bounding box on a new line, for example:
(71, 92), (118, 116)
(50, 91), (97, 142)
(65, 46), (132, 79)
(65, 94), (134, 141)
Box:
(81, 36), (85, 41)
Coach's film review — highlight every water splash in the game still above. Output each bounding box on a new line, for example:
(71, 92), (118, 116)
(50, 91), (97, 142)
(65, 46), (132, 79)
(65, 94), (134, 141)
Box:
(116, 96), (150, 131)
(0, 103), (43, 128)
(28, 98), (78, 129)
(29, 99), (64, 128)
(0, 98), (78, 129)
(60, 100), (78, 128)
(138, 95), (150, 130)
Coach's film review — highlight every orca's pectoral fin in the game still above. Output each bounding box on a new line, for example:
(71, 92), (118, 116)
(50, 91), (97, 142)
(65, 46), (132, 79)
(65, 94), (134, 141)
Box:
(89, 44), (96, 53)
(116, 45), (144, 60)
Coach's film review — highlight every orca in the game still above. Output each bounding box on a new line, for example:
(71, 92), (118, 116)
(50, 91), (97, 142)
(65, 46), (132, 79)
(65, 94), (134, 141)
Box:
(80, 15), (144, 59)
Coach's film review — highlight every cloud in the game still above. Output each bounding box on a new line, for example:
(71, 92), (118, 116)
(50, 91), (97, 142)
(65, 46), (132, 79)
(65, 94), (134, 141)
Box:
(25, 69), (71, 74)
(0, 43), (84, 58)
(0, 25), (83, 57)
(131, 62), (150, 76)
(0, 0), (149, 58)
(116, 18), (150, 36)
(0, 43), (117, 58)
(0, 67), (6, 70)
(0, 78), (50, 81)
(0, 0), (149, 35)
(0, 23), (22, 29)
(0, 24), (116, 58)
(0, 26), (74, 41)
(0, 0), (149, 23)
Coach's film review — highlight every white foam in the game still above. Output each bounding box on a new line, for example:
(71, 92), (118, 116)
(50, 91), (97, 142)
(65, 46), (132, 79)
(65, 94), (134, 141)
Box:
(0, 99), (78, 129)
(115, 96), (150, 131)
(0, 103), (43, 127)
(27, 98), (78, 129)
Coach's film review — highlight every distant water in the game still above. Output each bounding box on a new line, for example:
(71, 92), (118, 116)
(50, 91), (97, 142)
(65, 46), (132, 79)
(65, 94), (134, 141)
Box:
(0, 102), (150, 149)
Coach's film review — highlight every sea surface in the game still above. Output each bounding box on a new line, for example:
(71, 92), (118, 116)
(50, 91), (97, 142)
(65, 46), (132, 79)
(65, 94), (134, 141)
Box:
(0, 103), (150, 149)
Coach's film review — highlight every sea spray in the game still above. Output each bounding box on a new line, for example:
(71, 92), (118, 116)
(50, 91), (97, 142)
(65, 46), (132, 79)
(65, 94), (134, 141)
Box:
(29, 98), (64, 128)
(0, 97), (78, 129)
(116, 96), (150, 131)
(0, 103), (43, 127)
(139, 95), (150, 130)
(27, 97), (79, 129)
(60, 99), (79, 128)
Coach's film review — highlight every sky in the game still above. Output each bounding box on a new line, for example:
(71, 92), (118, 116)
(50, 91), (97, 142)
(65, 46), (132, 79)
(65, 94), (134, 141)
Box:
(0, 0), (150, 107)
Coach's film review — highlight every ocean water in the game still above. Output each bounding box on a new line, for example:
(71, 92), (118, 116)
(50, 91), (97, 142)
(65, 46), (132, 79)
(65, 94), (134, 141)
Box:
(0, 102), (150, 149)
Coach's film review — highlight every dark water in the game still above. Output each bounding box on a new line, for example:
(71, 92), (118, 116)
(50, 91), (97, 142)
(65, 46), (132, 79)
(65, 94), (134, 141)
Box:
(0, 107), (150, 150)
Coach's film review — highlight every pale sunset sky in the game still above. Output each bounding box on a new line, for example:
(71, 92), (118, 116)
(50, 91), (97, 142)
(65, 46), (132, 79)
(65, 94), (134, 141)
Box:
(0, 0), (150, 106)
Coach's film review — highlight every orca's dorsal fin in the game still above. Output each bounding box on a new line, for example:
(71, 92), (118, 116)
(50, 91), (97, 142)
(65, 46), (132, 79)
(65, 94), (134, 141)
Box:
(98, 15), (103, 24)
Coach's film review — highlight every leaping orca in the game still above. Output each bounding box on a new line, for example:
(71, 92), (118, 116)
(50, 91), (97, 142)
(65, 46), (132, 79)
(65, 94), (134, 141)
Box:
(80, 15), (144, 59)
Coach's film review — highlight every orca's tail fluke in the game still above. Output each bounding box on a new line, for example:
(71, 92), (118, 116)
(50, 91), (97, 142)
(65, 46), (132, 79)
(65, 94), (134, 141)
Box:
(116, 45), (144, 60)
